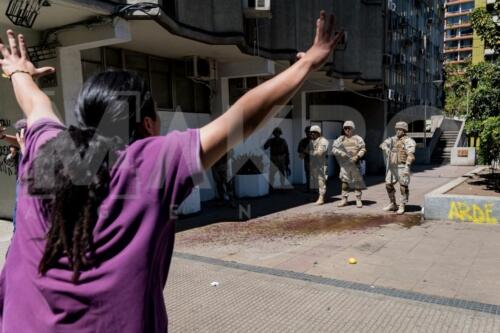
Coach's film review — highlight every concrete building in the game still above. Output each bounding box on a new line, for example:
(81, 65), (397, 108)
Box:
(0, 0), (445, 218)
(444, 0), (498, 65)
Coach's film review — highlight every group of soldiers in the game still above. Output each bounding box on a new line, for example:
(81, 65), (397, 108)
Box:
(211, 120), (416, 215)
(298, 120), (416, 215)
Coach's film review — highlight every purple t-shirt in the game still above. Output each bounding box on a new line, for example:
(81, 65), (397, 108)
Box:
(0, 119), (203, 332)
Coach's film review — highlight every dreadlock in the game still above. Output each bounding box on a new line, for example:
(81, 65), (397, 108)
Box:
(26, 71), (156, 283)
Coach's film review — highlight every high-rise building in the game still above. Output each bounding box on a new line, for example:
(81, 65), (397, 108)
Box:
(444, 0), (475, 65)
(444, 0), (497, 65)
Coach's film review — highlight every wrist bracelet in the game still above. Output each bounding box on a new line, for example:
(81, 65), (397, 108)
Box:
(2, 70), (32, 81)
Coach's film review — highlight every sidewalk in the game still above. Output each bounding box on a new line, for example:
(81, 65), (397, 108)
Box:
(175, 164), (500, 306)
(2, 164), (498, 332)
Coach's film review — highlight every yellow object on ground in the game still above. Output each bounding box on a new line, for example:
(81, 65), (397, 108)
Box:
(348, 258), (357, 264)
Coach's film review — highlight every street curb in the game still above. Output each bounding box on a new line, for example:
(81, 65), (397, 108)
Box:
(424, 166), (500, 223)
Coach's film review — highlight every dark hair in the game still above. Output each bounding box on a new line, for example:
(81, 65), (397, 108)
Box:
(14, 119), (27, 132)
(27, 71), (157, 283)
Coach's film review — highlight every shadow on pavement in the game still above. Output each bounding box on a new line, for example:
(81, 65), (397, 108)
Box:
(176, 164), (443, 233)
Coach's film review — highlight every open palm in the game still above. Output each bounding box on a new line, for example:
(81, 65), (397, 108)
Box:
(0, 30), (54, 78)
(298, 11), (344, 71)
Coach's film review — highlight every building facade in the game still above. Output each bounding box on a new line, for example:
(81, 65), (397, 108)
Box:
(0, 0), (445, 217)
(444, 0), (498, 65)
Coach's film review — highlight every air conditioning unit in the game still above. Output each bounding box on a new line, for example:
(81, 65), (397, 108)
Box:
(383, 54), (393, 65)
(387, 89), (396, 101)
(243, 0), (272, 19)
(185, 56), (214, 81)
(388, 0), (397, 12)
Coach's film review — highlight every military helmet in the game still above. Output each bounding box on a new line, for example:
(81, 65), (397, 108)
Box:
(343, 120), (355, 130)
(395, 121), (409, 132)
(309, 125), (321, 134)
(272, 127), (282, 135)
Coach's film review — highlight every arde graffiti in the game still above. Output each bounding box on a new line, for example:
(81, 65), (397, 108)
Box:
(448, 201), (498, 224)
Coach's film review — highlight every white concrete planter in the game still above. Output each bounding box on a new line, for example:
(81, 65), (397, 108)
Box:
(451, 147), (476, 166)
(177, 186), (201, 215)
(235, 174), (269, 198)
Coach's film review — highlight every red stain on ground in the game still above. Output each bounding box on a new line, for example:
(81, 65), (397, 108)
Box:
(177, 213), (422, 246)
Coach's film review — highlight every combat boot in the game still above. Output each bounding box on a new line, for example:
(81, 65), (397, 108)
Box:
(356, 196), (363, 208)
(315, 195), (325, 205)
(383, 202), (397, 212)
(396, 203), (405, 215)
(337, 196), (348, 207)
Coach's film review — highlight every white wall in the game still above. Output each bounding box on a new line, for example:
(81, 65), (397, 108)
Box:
(157, 111), (302, 201)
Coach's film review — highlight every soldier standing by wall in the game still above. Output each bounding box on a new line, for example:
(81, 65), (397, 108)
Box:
(297, 126), (311, 192)
(212, 152), (236, 207)
(380, 121), (416, 214)
(308, 125), (329, 205)
(264, 127), (290, 191)
(332, 121), (366, 208)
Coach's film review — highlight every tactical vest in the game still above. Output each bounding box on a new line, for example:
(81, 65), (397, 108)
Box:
(342, 136), (361, 156)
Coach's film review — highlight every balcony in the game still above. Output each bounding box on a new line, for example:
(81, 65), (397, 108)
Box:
(445, 10), (473, 18)
(444, 46), (473, 53)
(445, 22), (471, 30)
(445, 0), (474, 5)
(444, 34), (473, 41)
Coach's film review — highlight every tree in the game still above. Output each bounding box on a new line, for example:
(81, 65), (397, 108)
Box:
(470, 5), (500, 54)
(443, 64), (469, 118)
(479, 116), (500, 165)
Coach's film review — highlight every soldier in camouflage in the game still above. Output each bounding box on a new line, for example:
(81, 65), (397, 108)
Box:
(380, 121), (416, 214)
(264, 127), (290, 190)
(308, 125), (329, 205)
(332, 121), (366, 208)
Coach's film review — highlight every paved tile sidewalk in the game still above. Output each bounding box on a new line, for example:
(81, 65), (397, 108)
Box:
(166, 256), (500, 333)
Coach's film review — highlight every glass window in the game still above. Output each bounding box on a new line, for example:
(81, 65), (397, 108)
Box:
(460, 27), (473, 36)
(447, 4), (459, 13)
(105, 48), (123, 70)
(81, 48), (102, 62)
(446, 16), (460, 25)
(460, 39), (472, 48)
(81, 48), (103, 82)
(124, 52), (149, 87)
(150, 59), (172, 109)
(82, 61), (102, 82)
(461, 3), (474, 12)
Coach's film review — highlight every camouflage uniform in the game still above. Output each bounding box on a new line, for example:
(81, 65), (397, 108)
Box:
(308, 127), (329, 204)
(264, 130), (290, 189)
(380, 122), (416, 214)
(332, 134), (366, 203)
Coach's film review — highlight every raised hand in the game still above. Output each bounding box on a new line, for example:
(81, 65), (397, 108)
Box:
(0, 30), (55, 79)
(296, 11), (344, 71)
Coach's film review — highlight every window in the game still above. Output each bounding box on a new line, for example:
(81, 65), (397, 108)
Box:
(460, 27), (473, 36)
(150, 58), (172, 109)
(460, 3), (474, 12)
(81, 48), (103, 82)
(460, 39), (472, 48)
(172, 60), (210, 113)
(446, 16), (460, 25)
(104, 48), (122, 70)
(445, 40), (459, 49)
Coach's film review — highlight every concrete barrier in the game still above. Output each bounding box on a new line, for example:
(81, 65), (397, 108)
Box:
(424, 166), (500, 224)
